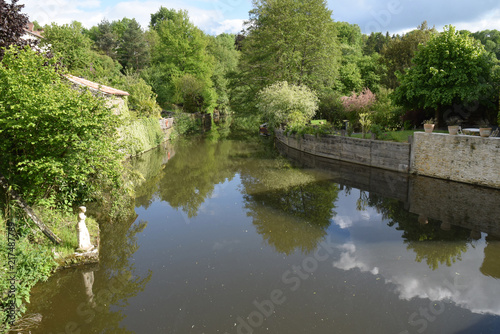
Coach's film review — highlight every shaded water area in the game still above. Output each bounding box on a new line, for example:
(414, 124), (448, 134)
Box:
(23, 133), (500, 334)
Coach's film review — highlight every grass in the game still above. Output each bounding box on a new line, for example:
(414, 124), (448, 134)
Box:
(32, 207), (100, 259)
(1, 205), (99, 260)
(350, 129), (448, 142)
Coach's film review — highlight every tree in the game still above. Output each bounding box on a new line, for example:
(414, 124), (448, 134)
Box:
(145, 8), (215, 111)
(380, 22), (436, 89)
(393, 25), (496, 125)
(41, 21), (94, 72)
(335, 22), (382, 94)
(207, 33), (240, 114)
(471, 29), (500, 60)
(149, 6), (178, 30)
(117, 18), (149, 71)
(119, 70), (161, 117)
(0, 0), (33, 59)
(0, 46), (125, 209)
(256, 81), (319, 128)
(363, 32), (390, 56)
(94, 19), (118, 59)
(233, 0), (340, 114)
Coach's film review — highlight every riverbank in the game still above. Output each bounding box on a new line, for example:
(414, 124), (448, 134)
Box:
(0, 114), (177, 332)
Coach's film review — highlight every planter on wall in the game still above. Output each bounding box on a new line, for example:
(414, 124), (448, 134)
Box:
(480, 127), (492, 137)
(448, 125), (460, 135)
(424, 124), (435, 133)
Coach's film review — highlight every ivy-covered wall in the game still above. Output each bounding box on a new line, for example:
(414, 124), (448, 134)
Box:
(119, 118), (167, 157)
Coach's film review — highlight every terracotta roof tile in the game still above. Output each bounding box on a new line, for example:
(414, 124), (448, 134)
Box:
(65, 74), (130, 96)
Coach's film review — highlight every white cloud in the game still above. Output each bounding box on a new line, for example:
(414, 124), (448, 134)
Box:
(333, 243), (380, 275)
(334, 216), (353, 229)
(450, 8), (500, 33)
(21, 0), (244, 34)
(211, 19), (245, 35)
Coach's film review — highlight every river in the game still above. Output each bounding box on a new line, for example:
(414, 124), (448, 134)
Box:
(23, 132), (500, 333)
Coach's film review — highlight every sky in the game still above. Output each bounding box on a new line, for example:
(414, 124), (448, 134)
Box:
(20, 0), (500, 36)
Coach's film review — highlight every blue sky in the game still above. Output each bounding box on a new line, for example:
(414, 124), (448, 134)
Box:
(21, 0), (500, 35)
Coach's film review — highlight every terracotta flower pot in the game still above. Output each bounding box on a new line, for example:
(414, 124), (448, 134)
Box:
(448, 125), (459, 135)
(424, 124), (435, 133)
(480, 128), (492, 137)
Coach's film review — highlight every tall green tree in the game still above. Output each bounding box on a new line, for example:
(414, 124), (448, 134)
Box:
(233, 0), (340, 113)
(94, 19), (118, 59)
(207, 33), (240, 114)
(393, 25), (496, 125)
(471, 29), (500, 60)
(363, 31), (390, 56)
(146, 8), (215, 111)
(41, 21), (123, 84)
(41, 21), (93, 72)
(380, 22), (436, 89)
(335, 22), (383, 94)
(117, 18), (149, 71)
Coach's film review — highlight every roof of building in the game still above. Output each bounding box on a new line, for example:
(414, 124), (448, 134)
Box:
(23, 29), (43, 39)
(65, 74), (130, 96)
(23, 22), (44, 39)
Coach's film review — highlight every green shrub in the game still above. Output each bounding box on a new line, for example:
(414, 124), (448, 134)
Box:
(0, 46), (125, 210)
(318, 91), (346, 125)
(118, 72), (161, 118)
(371, 87), (405, 130)
(370, 124), (384, 139)
(256, 81), (319, 128)
(119, 118), (165, 156)
(0, 217), (57, 331)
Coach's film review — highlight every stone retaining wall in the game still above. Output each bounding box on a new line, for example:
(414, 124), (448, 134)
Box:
(275, 130), (411, 173)
(276, 130), (500, 189)
(411, 132), (500, 189)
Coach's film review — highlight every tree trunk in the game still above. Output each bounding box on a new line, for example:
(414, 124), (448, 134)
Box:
(0, 174), (62, 245)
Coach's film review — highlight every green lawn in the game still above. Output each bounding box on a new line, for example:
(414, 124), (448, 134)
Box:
(350, 129), (448, 142)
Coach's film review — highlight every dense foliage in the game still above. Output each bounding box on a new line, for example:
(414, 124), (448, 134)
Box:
(0, 46), (125, 210)
(232, 0), (339, 114)
(257, 81), (319, 128)
(145, 8), (216, 111)
(9, 3), (498, 128)
(0, 215), (57, 332)
(393, 25), (496, 125)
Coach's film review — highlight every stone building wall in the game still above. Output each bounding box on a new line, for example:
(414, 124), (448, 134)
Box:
(411, 132), (500, 189)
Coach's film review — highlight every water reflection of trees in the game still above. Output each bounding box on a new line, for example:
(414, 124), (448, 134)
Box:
(241, 158), (339, 254)
(132, 134), (340, 255)
(133, 135), (282, 218)
(368, 194), (472, 270)
(156, 139), (241, 217)
(480, 237), (500, 279)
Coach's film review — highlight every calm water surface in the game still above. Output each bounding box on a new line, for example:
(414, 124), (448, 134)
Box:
(25, 133), (500, 334)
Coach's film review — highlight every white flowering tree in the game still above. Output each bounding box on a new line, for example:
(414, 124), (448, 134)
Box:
(256, 81), (319, 128)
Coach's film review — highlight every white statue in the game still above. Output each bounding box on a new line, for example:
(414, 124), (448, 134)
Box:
(77, 206), (94, 252)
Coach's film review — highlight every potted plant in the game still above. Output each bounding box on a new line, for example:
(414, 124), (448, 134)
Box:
(475, 119), (492, 137)
(446, 116), (462, 135)
(422, 118), (436, 133)
(479, 124), (492, 137)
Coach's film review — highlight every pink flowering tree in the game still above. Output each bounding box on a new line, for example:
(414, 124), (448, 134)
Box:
(340, 88), (376, 132)
(341, 88), (376, 113)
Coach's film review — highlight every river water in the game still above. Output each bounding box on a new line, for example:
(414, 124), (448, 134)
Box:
(23, 132), (500, 334)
